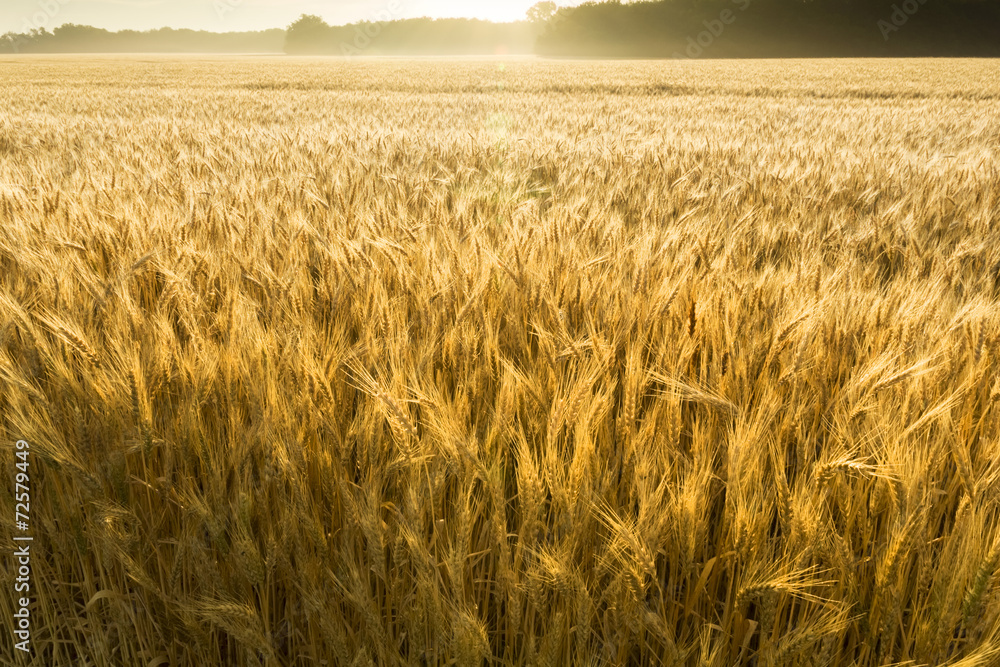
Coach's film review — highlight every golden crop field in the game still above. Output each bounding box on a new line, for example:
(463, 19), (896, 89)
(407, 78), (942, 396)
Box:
(1, 55), (1000, 666)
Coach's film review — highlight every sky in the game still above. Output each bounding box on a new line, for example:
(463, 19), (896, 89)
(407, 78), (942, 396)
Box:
(1, 0), (556, 34)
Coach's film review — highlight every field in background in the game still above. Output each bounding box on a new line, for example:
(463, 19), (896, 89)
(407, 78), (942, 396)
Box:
(1, 56), (999, 666)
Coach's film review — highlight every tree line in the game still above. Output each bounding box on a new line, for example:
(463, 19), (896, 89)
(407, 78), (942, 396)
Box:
(284, 15), (537, 55)
(3, 2), (999, 57)
(0, 24), (284, 54)
(0, 16), (538, 56)
(536, 0), (1000, 58)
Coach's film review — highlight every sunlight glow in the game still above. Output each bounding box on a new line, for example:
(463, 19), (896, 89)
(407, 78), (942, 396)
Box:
(406, 0), (542, 23)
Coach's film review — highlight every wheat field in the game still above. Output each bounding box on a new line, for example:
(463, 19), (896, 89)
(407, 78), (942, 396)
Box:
(1, 56), (999, 666)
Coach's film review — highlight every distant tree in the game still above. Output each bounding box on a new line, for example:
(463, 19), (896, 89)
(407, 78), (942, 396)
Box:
(527, 1), (559, 23)
(285, 14), (331, 53)
(0, 32), (24, 53)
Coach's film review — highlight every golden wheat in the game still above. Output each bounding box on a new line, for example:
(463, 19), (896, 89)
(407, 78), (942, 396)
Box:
(0, 54), (999, 665)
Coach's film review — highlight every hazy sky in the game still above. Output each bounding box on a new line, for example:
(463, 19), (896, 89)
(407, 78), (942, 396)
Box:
(2, 0), (557, 34)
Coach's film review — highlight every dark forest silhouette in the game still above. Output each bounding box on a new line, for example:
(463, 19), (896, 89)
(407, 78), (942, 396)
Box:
(537, 0), (1000, 57)
(2, 1), (999, 57)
